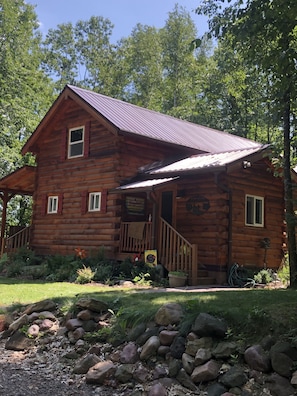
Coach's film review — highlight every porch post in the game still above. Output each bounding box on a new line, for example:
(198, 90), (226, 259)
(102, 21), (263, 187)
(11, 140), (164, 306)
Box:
(0, 192), (9, 255)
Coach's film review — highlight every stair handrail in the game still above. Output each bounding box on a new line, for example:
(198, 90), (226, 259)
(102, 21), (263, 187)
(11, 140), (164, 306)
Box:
(159, 217), (198, 284)
(4, 226), (31, 254)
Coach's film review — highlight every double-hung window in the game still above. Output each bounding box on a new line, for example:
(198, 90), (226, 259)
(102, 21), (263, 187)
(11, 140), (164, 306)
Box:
(47, 196), (59, 214)
(68, 126), (84, 158)
(245, 195), (264, 227)
(89, 192), (101, 212)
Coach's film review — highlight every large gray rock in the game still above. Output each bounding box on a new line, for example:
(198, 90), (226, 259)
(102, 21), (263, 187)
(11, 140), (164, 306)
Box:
(170, 336), (186, 359)
(194, 348), (212, 365)
(244, 344), (271, 373)
(148, 383), (167, 396)
(185, 337), (213, 356)
(23, 299), (56, 314)
(159, 329), (178, 346)
(176, 368), (197, 391)
(266, 372), (296, 396)
(270, 351), (293, 378)
(155, 303), (183, 326)
(76, 298), (108, 313)
(115, 364), (134, 383)
(8, 314), (29, 334)
(192, 313), (227, 338)
(120, 342), (139, 364)
(73, 353), (101, 374)
(65, 318), (84, 331)
(207, 383), (227, 396)
(219, 366), (248, 388)
(182, 353), (195, 374)
(191, 359), (221, 383)
(86, 360), (116, 384)
(140, 335), (160, 361)
(212, 341), (238, 359)
(5, 330), (34, 351)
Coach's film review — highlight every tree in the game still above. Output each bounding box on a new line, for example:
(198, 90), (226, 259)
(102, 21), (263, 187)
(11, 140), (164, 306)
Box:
(0, 0), (55, 225)
(161, 5), (200, 118)
(119, 24), (164, 110)
(196, 0), (297, 286)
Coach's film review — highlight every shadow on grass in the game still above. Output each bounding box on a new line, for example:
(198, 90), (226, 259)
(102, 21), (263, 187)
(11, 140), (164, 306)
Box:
(1, 277), (297, 343)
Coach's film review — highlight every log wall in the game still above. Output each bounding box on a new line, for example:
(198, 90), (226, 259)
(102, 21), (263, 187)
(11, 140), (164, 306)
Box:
(174, 162), (285, 274)
(30, 99), (190, 256)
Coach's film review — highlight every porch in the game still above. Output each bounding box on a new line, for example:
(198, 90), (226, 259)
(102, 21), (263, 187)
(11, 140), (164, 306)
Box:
(119, 218), (212, 286)
(3, 218), (215, 285)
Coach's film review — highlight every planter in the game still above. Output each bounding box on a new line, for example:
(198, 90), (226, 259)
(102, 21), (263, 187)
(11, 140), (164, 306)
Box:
(168, 273), (187, 287)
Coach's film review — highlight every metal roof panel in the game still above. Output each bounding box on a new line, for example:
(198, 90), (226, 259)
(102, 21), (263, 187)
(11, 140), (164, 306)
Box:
(150, 147), (268, 174)
(68, 85), (262, 154)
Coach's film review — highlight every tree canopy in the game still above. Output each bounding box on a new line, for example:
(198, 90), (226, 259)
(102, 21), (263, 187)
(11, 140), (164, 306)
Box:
(196, 0), (297, 286)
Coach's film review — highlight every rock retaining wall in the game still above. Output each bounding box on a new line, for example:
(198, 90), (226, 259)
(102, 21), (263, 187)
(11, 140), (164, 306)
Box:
(1, 298), (297, 396)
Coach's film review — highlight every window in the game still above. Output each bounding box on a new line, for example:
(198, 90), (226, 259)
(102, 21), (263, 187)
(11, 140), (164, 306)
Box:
(89, 192), (101, 212)
(245, 195), (264, 227)
(68, 126), (84, 158)
(48, 196), (59, 214)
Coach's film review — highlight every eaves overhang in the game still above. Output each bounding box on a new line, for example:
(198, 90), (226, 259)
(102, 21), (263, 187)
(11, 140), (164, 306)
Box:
(111, 177), (179, 194)
(0, 166), (36, 195)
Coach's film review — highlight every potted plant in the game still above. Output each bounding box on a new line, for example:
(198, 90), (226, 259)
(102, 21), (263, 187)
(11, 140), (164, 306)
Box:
(168, 271), (188, 287)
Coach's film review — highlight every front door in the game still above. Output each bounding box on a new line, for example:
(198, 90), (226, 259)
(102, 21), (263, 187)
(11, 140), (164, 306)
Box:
(161, 191), (173, 225)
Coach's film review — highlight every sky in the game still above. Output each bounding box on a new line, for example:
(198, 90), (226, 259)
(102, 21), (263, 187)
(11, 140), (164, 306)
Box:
(26, 0), (208, 42)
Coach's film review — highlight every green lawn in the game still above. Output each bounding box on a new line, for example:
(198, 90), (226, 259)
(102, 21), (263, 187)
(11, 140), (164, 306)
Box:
(1, 277), (297, 343)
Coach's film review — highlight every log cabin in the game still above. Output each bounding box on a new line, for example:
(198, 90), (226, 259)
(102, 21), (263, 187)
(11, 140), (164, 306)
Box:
(0, 85), (287, 285)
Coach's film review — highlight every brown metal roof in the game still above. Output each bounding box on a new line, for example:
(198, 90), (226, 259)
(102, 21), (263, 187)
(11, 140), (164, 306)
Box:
(114, 177), (179, 193)
(150, 146), (270, 175)
(67, 85), (262, 154)
(23, 85), (263, 155)
(115, 146), (270, 191)
(0, 166), (36, 195)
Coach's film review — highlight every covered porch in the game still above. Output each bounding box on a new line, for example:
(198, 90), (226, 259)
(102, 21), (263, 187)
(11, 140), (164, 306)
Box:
(0, 166), (36, 255)
(114, 177), (201, 285)
(119, 217), (199, 285)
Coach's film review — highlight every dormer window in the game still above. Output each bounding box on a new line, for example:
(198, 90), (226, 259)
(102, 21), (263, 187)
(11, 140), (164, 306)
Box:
(68, 126), (84, 158)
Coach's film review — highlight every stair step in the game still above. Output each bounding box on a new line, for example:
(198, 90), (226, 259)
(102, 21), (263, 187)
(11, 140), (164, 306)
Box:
(197, 277), (216, 286)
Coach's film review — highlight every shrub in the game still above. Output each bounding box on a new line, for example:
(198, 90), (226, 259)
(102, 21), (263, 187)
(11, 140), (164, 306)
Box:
(278, 255), (290, 286)
(45, 255), (80, 281)
(76, 265), (96, 284)
(254, 269), (274, 284)
(92, 262), (113, 282)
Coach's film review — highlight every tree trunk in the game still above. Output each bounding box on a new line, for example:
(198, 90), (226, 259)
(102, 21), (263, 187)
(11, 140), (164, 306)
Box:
(283, 90), (297, 288)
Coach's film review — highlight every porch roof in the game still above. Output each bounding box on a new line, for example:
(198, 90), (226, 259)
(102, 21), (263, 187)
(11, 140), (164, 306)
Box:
(115, 177), (179, 193)
(149, 145), (270, 175)
(0, 166), (36, 195)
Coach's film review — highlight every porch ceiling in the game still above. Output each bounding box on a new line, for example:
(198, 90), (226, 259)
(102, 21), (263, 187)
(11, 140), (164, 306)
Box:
(0, 166), (36, 195)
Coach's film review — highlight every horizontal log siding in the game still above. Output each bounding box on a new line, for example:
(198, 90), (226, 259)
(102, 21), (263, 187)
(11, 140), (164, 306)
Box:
(31, 101), (121, 256)
(227, 165), (285, 270)
(174, 162), (285, 272)
(31, 99), (189, 256)
(175, 175), (229, 269)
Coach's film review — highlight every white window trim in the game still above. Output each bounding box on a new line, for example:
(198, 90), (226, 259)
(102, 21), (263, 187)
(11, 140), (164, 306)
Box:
(48, 196), (59, 214)
(68, 126), (84, 158)
(88, 192), (101, 212)
(245, 194), (264, 227)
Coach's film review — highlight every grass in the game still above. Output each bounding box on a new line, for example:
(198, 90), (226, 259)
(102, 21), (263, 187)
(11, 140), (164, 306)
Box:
(1, 277), (297, 345)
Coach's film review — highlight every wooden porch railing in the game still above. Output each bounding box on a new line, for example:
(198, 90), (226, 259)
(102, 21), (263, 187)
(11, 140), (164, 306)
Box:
(3, 226), (31, 255)
(119, 222), (152, 253)
(158, 218), (198, 285)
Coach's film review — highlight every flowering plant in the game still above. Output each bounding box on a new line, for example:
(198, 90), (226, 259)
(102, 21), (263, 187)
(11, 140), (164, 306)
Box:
(74, 248), (87, 260)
